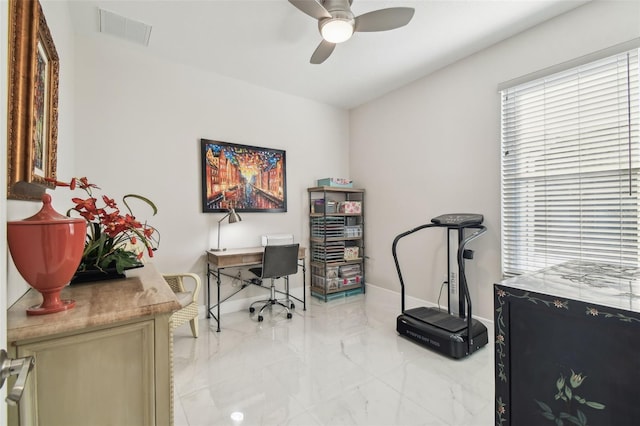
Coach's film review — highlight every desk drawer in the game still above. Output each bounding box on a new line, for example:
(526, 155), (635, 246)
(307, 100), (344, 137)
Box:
(241, 254), (262, 265)
(207, 247), (304, 268)
(207, 251), (262, 267)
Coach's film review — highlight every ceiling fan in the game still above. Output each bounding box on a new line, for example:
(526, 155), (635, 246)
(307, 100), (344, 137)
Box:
(289, 0), (415, 64)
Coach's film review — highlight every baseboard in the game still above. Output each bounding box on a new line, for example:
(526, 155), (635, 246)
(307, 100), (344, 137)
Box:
(363, 282), (494, 326)
(198, 282), (493, 327)
(198, 286), (305, 319)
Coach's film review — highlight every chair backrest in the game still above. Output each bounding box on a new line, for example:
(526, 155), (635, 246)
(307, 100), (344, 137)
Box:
(261, 243), (299, 279)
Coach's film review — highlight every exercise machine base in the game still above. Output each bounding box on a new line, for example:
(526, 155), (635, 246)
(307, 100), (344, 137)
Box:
(397, 307), (488, 359)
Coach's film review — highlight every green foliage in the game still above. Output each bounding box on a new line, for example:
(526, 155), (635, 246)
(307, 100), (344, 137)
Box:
(50, 177), (160, 275)
(537, 369), (605, 426)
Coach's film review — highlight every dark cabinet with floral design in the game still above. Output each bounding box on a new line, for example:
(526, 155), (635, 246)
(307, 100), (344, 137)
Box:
(494, 261), (640, 426)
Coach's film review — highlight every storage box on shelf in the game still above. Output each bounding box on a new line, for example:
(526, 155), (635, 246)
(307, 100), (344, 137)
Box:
(339, 201), (361, 214)
(316, 178), (353, 188)
(343, 246), (359, 260)
(344, 225), (362, 237)
(308, 186), (365, 301)
(313, 199), (338, 214)
(339, 264), (361, 277)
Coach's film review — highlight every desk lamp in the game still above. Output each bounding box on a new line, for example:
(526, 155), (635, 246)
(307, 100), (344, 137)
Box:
(212, 208), (242, 251)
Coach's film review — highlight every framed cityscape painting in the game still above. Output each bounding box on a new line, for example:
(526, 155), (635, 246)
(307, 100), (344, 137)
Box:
(200, 139), (287, 213)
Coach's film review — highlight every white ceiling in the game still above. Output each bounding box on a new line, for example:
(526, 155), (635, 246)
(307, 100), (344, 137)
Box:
(67, 0), (590, 109)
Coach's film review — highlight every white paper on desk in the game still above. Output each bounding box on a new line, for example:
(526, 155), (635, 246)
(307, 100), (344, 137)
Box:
(261, 234), (294, 246)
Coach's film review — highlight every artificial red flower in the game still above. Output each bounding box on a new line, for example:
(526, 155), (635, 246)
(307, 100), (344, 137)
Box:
(49, 177), (159, 274)
(102, 195), (117, 209)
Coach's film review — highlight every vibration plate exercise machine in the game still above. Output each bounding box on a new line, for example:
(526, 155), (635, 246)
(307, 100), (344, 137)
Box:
(392, 213), (488, 359)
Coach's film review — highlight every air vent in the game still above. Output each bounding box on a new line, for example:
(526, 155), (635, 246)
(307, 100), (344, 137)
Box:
(99, 8), (152, 46)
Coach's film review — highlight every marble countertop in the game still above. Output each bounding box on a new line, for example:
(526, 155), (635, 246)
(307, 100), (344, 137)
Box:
(7, 264), (181, 343)
(498, 260), (640, 313)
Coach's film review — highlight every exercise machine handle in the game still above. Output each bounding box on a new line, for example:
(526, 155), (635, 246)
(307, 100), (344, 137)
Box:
(392, 223), (437, 312)
(457, 225), (487, 355)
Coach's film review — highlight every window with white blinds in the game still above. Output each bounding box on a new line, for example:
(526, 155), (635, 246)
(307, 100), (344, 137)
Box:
(501, 48), (640, 276)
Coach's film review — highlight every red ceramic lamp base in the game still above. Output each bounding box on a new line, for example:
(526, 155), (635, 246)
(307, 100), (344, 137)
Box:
(26, 288), (76, 315)
(27, 299), (76, 315)
(7, 193), (85, 316)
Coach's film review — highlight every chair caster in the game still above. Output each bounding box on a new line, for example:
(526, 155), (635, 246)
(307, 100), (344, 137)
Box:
(258, 315), (264, 322)
(290, 302), (295, 310)
(249, 307), (255, 313)
(286, 312), (292, 319)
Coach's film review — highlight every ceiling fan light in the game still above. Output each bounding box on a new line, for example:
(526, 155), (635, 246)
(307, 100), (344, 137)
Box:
(321, 19), (353, 43)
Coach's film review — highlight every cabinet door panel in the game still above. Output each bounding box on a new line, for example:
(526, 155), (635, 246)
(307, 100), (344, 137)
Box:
(17, 320), (155, 426)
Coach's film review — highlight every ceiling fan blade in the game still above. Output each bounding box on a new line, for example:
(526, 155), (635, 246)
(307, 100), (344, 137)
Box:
(288, 0), (331, 20)
(310, 40), (336, 64)
(354, 7), (415, 32)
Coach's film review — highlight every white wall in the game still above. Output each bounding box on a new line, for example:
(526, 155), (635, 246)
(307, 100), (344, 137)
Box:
(349, 0), (640, 321)
(71, 32), (350, 306)
(5, 2), (349, 312)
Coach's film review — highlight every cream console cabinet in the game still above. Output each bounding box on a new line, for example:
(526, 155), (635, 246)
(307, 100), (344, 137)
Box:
(6, 265), (180, 426)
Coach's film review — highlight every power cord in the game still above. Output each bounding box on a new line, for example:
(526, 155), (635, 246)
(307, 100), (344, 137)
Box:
(437, 280), (448, 311)
(231, 270), (243, 288)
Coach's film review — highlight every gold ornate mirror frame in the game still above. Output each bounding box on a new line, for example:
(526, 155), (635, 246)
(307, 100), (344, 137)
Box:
(7, 0), (59, 200)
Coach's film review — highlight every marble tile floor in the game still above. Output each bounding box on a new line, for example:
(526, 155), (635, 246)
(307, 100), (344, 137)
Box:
(172, 294), (495, 426)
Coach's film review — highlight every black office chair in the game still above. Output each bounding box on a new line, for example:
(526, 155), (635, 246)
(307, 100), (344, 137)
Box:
(249, 243), (300, 322)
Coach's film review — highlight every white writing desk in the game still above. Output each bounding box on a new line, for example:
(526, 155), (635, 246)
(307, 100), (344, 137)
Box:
(206, 246), (307, 331)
